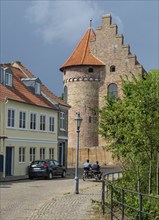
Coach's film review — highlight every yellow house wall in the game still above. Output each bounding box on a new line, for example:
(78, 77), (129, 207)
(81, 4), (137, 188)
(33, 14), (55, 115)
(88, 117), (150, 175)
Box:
(6, 141), (58, 176)
(0, 100), (58, 176)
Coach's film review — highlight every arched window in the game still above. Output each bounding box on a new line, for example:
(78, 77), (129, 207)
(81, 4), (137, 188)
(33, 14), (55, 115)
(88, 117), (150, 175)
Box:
(108, 83), (118, 99)
(110, 65), (116, 72)
(64, 86), (68, 103)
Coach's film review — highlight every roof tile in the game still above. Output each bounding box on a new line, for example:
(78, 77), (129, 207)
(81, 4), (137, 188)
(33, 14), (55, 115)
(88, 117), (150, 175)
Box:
(60, 28), (105, 71)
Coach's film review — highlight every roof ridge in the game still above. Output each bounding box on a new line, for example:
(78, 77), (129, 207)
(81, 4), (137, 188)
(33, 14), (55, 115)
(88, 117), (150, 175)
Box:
(81, 28), (90, 64)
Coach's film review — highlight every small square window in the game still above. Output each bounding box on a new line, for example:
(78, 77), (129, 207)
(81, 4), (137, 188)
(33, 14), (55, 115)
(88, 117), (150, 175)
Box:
(88, 67), (94, 73)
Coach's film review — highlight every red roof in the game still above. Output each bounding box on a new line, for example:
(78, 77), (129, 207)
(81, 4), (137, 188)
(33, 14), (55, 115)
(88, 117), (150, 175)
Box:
(0, 63), (69, 109)
(12, 62), (70, 108)
(60, 28), (104, 71)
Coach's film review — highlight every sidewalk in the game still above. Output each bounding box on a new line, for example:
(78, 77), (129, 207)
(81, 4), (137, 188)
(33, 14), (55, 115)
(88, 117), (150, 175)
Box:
(29, 181), (103, 220)
(0, 174), (28, 182)
(1, 167), (120, 220)
(0, 166), (120, 182)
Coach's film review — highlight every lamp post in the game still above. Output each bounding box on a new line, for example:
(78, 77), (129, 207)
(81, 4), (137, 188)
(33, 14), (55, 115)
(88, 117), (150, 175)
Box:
(74, 112), (82, 194)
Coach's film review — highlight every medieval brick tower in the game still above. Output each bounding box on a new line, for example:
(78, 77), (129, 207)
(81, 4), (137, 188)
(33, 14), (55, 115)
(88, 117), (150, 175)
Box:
(60, 14), (145, 166)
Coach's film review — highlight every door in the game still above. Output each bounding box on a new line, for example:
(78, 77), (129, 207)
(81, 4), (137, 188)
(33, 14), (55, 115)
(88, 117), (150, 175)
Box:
(0, 155), (3, 172)
(58, 142), (65, 166)
(6, 147), (13, 176)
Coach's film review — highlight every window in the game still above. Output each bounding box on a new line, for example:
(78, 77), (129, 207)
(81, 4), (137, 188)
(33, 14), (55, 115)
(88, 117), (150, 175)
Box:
(108, 83), (118, 99)
(40, 115), (46, 131)
(5, 72), (13, 86)
(60, 112), (65, 130)
(19, 147), (25, 163)
(7, 109), (15, 128)
(19, 111), (26, 129)
(40, 148), (45, 160)
(30, 113), (37, 130)
(35, 82), (41, 95)
(88, 67), (94, 73)
(64, 86), (68, 103)
(30, 147), (36, 162)
(49, 148), (54, 160)
(49, 116), (55, 132)
(0, 68), (4, 83)
(89, 116), (92, 123)
(110, 65), (116, 72)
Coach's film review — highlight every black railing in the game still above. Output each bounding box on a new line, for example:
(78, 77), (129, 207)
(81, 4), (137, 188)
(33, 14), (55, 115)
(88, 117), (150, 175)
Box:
(102, 171), (159, 220)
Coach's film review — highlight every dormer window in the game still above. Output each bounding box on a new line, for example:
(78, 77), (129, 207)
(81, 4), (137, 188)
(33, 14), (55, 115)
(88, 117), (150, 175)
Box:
(0, 68), (3, 84)
(5, 72), (13, 87)
(0, 67), (13, 87)
(21, 77), (41, 95)
(35, 82), (41, 95)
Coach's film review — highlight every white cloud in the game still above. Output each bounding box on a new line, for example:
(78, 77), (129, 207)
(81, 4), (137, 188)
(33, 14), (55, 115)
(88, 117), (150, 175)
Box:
(25, 0), (104, 45)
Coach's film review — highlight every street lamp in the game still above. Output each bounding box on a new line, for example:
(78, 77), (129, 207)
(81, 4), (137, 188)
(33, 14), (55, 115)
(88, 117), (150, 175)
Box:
(74, 112), (82, 194)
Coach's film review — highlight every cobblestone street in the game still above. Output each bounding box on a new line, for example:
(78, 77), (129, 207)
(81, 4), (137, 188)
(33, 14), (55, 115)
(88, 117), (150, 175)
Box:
(0, 167), (118, 220)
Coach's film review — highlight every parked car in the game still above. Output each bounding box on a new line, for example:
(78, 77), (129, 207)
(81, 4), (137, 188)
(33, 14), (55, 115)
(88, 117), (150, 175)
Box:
(28, 159), (66, 180)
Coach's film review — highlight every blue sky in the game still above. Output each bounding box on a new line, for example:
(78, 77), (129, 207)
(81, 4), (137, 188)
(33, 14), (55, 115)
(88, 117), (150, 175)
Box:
(1, 0), (159, 97)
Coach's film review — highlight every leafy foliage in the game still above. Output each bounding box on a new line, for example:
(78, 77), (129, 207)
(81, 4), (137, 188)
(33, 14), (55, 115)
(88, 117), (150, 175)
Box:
(99, 70), (159, 197)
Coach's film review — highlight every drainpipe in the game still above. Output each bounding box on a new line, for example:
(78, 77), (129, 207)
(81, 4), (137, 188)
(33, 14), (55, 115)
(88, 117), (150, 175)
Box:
(2, 98), (8, 178)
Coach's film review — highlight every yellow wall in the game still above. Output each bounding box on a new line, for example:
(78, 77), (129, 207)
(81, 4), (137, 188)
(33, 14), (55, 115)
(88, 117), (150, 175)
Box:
(0, 100), (59, 176)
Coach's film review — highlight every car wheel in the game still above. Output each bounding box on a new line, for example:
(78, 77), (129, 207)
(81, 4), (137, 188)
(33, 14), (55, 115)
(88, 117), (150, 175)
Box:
(48, 172), (53, 180)
(62, 170), (66, 178)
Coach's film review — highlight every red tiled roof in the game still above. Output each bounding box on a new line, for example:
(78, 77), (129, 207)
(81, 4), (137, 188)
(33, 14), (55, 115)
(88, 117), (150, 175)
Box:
(60, 28), (105, 71)
(13, 62), (70, 108)
(0, 65), (58, 110)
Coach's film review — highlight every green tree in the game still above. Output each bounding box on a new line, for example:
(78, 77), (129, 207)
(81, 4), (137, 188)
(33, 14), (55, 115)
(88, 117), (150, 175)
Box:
(99, 70), (159, 194)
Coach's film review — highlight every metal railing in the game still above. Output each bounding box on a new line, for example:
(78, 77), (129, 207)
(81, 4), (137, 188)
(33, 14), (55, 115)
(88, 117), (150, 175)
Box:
(102, 171), (159, 220)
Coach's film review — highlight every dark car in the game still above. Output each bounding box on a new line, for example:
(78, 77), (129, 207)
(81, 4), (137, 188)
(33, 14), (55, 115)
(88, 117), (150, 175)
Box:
(28, 159), (66, 180)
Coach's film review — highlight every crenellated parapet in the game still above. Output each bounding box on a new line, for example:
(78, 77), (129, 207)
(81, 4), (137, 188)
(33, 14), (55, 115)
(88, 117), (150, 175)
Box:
(63, 76), (100, 84)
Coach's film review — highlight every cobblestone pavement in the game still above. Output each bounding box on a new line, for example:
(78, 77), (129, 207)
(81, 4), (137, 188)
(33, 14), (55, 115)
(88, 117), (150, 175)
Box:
(29, 183), (102, 220)
(1, 167), (119, 220)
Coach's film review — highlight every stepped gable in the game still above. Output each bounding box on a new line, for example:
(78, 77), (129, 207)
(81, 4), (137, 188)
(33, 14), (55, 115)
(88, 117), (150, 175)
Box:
(60, 27), (105, 71)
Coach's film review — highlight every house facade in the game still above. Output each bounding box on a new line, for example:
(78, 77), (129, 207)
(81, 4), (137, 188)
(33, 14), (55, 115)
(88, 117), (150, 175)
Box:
(0, 62), (69, 178)
(60, 14), (146, 166)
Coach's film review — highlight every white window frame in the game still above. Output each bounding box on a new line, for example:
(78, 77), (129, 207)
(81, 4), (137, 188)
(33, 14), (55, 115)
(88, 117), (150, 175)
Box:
(60, 112), (65, 130)
(49, 148), (54, 160)
(19, 147), (25, 163)
(7, 108), (16, 128)
(35, 82), (41, 95)
(30, 147), (36, 162)
(19, 110), (27, 129)
(5, 72), (13, 87)
(30, 112), (37, 130)
(49, 116), (55, 132)
(40, 148), (45, 160)
(40, 114), (46, 131)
